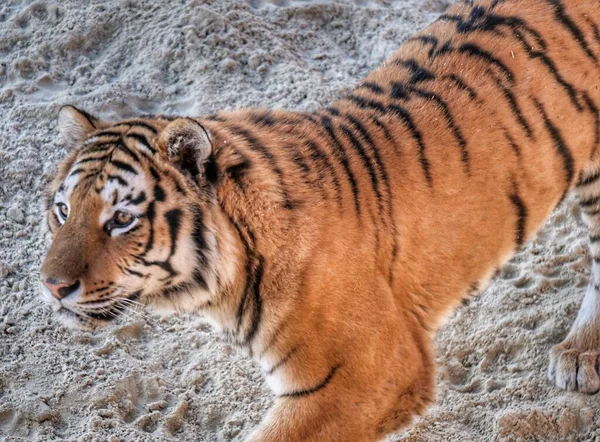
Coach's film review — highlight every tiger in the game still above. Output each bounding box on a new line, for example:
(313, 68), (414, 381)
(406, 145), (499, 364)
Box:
(39, 0), (600, 440)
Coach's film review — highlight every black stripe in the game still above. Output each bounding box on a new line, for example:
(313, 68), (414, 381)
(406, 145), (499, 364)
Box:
(393, 58), (436, 84)
(388, 104), (432, 184)
(142, 202), (155, 255)
(319, 116), (362, 215)
(227, 125), (293, 209)
(356, 82), (384, 94)
(154, 184), (165, 202)
(370, 115), (395, 144)
(408, 35), (439, 57)
(74, 107), (98, 129)
(547, 0), (597, 63)
(409, 87), (470, 171)
(586, 208), (600, 217)
(508, 187), (528, 246)
(346, 94), (386, 113)
(515, 32), (582, 111)
(458, 43), (514, 84)
(129, 191), (147, 206)
(577, 169), (600, 187)
(341, 95), (431, 184)
(503, 130), (521, 157)
(109, 159), (138, 175)
(74, 155), (109, 165)
(122, 224), (142, 236)
(251, 111), (276, 126)
(107, 175), (128, 186)
(149, 166), (161, 182)
(244, 257), (263, 346)
(123, 267), (146, 278)
(68, 167), (90, 177)
(586, 17), (600, 44)
(534, 99), (575, 198)
(281, 364), (341, 398)
(582, 92), (600, 159)
(580, 196), (600, 207)
(227, 212), (263, 348)
(303, 139), (343, 206)
(115, 143), (140, 162)
(339, 124), (384, 215)
(225, 158), (253, 188)
(126, 133), (157, 154)
(258, 319), (289, 359)
(288, 143), (327, 199)
(124, 120), (158, 134)
(265, 345), (300, 376)
(341, 114), (400, 283)
(95, 130), (123, 138)
(441, 74), (478, 100)
(164, 208), (182, 257)
(81, 142), (118, 155)
(492, 74), (534, 139)
(590, 235), (600, 243)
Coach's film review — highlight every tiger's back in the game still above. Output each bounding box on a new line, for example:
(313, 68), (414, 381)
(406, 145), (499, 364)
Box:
(40, 0), (600, 440)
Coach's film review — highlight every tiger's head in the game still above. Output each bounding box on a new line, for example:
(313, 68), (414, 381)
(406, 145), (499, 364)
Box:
(40, 106), (234, 329)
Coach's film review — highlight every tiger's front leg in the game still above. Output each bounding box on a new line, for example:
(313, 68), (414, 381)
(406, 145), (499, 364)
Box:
(549, 173), (600, 393)
(244, 383), (380, 442)
(244, 288), (435, 442)
(549, 281), (600, 394)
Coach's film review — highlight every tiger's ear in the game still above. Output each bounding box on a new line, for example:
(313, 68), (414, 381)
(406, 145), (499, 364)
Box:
(58, 105), (101, 149)
(159, 118), (213, 180)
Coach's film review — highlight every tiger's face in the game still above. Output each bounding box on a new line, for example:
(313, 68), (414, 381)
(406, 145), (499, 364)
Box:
(40, 106), (222, 329)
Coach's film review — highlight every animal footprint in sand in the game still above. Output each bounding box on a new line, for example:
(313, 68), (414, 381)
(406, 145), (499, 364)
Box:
(92, 374), (188, 433)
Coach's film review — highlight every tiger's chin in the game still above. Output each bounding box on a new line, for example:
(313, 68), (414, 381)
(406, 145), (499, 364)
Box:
(54, 307), (112, 331)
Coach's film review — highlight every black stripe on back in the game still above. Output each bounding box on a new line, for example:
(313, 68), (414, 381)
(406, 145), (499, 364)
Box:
(547, 0), (597, 63)
(582, 92), (600, 159)
(441, 74), (478, 101)
(491, 74), (534, 139)
(227, 125), (294, 209)
(388, 104), (432, 184)
(534, 99), (575, 199)
(394, 58), (436, 84)
(410, 87), (470, 171)
(408, 35), (439, 57)
(458, 43), (514, 84)
(339, 124), (384, 215)
(355, 82), (385, 94)
(319, 115), (362, 215)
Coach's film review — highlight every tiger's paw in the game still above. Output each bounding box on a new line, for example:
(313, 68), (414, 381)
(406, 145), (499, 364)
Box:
(548, 344), (599, 394)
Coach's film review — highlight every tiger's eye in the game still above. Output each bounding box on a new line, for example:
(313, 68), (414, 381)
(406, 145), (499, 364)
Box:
(113, 210), (134, 227)
(57, 203), (69, 220)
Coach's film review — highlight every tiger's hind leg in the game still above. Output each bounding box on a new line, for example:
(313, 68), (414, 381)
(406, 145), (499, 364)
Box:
(548, 165), (600, 394)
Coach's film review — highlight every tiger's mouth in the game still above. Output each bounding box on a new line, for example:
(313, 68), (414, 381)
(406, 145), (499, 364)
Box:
(39, 281), (138, 330)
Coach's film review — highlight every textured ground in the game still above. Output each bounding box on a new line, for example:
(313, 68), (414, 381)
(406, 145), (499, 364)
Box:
(0, 0), (599, 440)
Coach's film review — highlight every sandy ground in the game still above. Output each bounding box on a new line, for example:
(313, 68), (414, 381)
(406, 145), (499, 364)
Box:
(0, 0), (599, 440)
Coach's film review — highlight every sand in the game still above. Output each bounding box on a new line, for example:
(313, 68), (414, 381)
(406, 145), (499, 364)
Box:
(0, 0), (599, 440)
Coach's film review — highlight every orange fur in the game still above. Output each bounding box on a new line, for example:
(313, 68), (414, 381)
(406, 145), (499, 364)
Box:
(41, 0), (600, 440)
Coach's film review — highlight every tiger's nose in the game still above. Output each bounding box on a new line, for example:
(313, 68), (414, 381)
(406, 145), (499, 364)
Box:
(42, 278), (81, 300)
